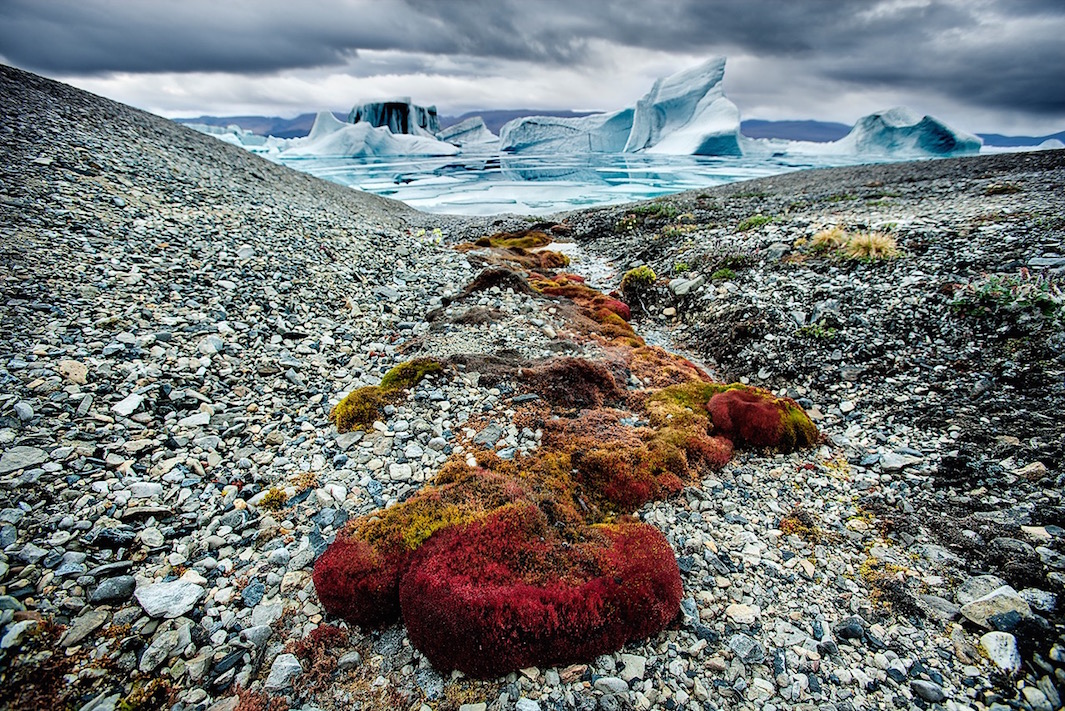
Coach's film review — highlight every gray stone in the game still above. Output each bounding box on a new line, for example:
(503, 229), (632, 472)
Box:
(594, 677), (629, 695)
(129, 482), (163, 498)
(910, 680), (946, 703)
(880, 451), (921, 473)
(728, 633), (766, 664)
(13, 402), (33, 421)
(0, 446), (48, 474)
(239, 625), (273, 648)
(60, 609), (109, 646)
(472, 424), (502, 447)
(178, 411), (210, 427)
(1022, 686), (1054, 711)
(264, 653), (302, 690)
(956, 574), (1009, 605)
(90, 576), (136, 604)
(979, 631), (1021, 674)
(111, 393), (144, 417)
(337, 651), (362, 670)
(140, 629), (180, 672)
(766, 242), (790, 261)
(514, 700), (540, 711)
(960, 585), (1031, 628)
(1019, 588), (1057, 613)
(1, 619), (37, 649)
(917, 594), (960, 621)
(619, 653), (646, 682)
(135, 580), (205, 618)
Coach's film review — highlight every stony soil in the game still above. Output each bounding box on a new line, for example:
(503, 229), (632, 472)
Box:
(1, 64), (1063, 711)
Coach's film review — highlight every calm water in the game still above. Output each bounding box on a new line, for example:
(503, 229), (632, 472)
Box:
(272, 148), (882, 216)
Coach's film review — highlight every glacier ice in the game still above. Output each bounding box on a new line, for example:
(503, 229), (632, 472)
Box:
(834, 107), (981, 157)
(283, 111), (458, 157)
(499, 109), (635, 153)
(348, 97), (440, 138)
(437, 117), (498, 147)
(625, 57), (742, 156)
(499, 58), (741, 156)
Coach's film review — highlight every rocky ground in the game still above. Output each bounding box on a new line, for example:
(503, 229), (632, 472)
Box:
(1, 63), (1063, 711)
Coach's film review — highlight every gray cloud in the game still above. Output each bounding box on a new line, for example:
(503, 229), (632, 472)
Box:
(1, 0), (1063, 120)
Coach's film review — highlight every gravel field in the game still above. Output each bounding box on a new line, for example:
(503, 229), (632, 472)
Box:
(1, 64), (1063, 711)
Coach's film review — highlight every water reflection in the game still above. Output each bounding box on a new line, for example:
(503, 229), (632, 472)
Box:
(273, 150), (874, 216)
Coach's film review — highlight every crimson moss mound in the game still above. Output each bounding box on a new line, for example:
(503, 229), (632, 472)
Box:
(313, 235), (820, 678)
(400, 504), (682, 678)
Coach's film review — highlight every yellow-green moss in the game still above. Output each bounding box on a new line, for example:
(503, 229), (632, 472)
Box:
(259, 486), (289, 511)
(620, 265), (657, 295)
(379, 358), (443, 392)
(330, 385), (387, 433)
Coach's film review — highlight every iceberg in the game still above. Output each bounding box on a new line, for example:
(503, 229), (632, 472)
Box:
(437, 117), (498, 146)
(834, 107), (981, 156)
(499, 57), (741, 156)
(625, 57), (742, 156)
(499, 109), (635, 153)
(348, 97), (440, 138)
(283, 111), (458, 157)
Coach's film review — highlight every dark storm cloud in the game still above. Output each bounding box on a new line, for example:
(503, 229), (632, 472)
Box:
(1, 0), (1063, 114)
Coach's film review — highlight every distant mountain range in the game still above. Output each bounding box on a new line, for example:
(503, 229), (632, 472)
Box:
(175, 113), (1064, 147)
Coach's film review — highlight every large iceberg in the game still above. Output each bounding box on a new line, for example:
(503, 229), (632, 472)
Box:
(348, 97), (440, 138)
(624, 57), (741, 156)
(283, 111), (458, 157)
(437, 117), (498, 147)
(834, 107), (981, 156)
(499, 58), (741, 156)
(499, 109), (634, 154)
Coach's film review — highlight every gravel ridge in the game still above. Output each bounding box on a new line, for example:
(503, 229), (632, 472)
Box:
(1, 63), (1063, 711)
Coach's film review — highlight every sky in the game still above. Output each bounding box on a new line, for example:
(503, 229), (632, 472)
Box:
(1, 0), (1063, 136)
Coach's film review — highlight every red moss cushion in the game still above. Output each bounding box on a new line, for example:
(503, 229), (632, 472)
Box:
(399, 505), (682, 678)
(311, 538), (406, 628)
(706, 388), (817, 451)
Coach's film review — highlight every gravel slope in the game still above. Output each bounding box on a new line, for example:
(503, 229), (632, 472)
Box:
(1, 64), (1063, 711)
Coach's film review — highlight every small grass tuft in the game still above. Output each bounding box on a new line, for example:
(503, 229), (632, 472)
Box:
(843, 232), (899, 261)
(810, 227), (848, 253)
(737, 214), (773, 231)
(710, 268), (736, 281)
(258, 487), (289, 511)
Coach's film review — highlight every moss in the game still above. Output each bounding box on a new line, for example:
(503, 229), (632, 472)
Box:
(710, 267), (735, 281)
(259, 487), (288, 511)
(737, 214), (773, 231)
(329, 385), (386, 433)
(474, 230), (553, 249)
(330, 359), (444, 434)
(778, 507), (822, 543)
(117, 679), (175, 711)
(620, 265), (657, 298)
(379, 357), (442, 391)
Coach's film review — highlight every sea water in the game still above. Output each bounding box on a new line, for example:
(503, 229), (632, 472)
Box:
(272, 149), (884, 216)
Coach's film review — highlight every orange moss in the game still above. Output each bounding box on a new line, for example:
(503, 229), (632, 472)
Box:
(628, 346), (712, 388)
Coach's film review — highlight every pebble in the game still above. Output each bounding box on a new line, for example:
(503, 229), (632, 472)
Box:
(980, 631), (1022, 674)
(264, 653), (303, 690)
(134, 580), (206, 618)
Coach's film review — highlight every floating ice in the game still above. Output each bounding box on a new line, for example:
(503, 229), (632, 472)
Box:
(499, 109), (635, 154)
(500, 57), (741, 156)
(283, 111), (458, 158)
(834, 107), (981, 157)
(625, 57), (742, 156)
(348, 97), (439, 138)
(437, 117), (498, 147)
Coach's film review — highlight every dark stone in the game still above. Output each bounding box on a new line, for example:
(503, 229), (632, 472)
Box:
(834, 616), (865, 641)
(89, 575), (136, 604)
(241, 580), (265, 608)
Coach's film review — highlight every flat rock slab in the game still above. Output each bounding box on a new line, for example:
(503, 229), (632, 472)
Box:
(135, 580), (205, 618)
(0, 446), (48, 475)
